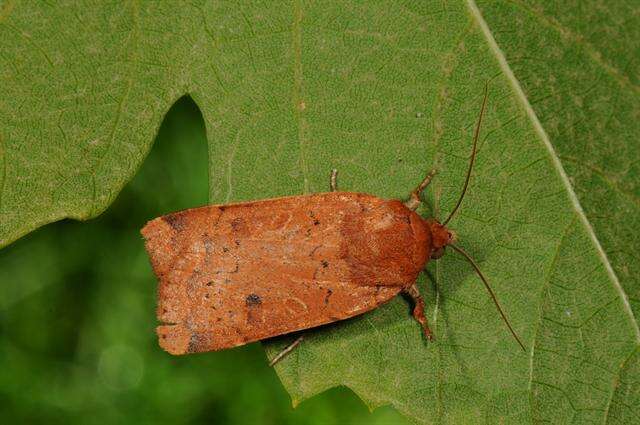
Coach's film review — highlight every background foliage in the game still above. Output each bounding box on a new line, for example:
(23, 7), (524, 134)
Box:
(1, 1), (639, 424)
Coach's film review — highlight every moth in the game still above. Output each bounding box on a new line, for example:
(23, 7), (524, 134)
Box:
(142, 86), (525, 365)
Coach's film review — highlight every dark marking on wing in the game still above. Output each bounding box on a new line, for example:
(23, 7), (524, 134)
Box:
(308, 210), (321, 225)
(245, 294), (262, 325)
(230, 217), (245, 231)
(188, 332), (209, 353)
(163, 213), (186, 231)
(245, 293), (262, 306)
(309, 245), (321, 257)
(324, 288), (333, 305)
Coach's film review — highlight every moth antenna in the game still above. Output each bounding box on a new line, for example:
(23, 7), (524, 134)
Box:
(442, 84), (488, 226)
(449, 243), (526, 352)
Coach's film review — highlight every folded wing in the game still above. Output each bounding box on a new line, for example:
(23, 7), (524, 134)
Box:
(141, 192), (429, 354)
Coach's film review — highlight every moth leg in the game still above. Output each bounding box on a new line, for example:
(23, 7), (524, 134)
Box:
(269, 335), (304, 367)
(330, 169), (338, 192)
(404, 283), (434, 341)
(403, 169), (437, 211)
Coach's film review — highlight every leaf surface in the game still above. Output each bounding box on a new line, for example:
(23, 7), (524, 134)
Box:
(1, 1), (638, 423)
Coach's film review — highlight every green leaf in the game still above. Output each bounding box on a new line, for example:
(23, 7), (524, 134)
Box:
(1, 1), (638, 424)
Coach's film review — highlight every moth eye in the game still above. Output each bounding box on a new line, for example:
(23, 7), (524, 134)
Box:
(431, 247), (446, 259)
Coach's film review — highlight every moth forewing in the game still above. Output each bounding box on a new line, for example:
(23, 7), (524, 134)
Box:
(142, 193), (431, 355)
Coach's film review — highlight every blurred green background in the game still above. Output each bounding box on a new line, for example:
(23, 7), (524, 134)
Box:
(0, 98), (410, 425)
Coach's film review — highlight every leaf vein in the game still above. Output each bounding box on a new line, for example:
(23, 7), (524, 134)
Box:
(526, 216), (576, 420)
(291, 0), (309, 194)
(506, 0), (640, 94)
(602, 346), (640, 424)
(91, 0), (140, 215)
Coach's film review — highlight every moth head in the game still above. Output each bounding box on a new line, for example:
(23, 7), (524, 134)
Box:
(428, 220), (456, 260)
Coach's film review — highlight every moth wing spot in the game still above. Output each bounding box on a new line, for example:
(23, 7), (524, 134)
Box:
(230, 217), (245, 231)
(324, 288), (333, 305)
(245, 293), (262, 306)
(187, 332), (212, 353)
(309, 245), (322, 258)
(163, 213), (186, 232)
(285, 297), (308, 315)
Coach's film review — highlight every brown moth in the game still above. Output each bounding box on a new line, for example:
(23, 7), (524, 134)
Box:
(141, 87), (525, 365)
